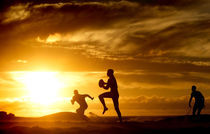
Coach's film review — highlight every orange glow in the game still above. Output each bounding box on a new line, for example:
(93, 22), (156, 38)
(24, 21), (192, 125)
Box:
(20, 72), (64, 105)
(46, 33), (61, 43)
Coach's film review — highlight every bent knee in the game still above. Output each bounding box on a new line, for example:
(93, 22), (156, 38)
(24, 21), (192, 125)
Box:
(98, 94), (103, 99)
(85, 105), (88, 109)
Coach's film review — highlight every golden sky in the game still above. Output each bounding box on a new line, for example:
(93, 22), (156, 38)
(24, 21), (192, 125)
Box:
(0, 0), (210, 117)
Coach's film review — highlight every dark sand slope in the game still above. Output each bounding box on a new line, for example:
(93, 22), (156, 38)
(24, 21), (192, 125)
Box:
(0, 112), (210, 134)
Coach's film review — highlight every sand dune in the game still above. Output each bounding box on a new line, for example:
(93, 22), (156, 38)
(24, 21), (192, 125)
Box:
(0, 112), (210, 134)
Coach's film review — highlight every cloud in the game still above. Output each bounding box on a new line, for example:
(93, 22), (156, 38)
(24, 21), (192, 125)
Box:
(117, 70), (210, 86)
(22, 0), (210, 63)
(17, 59), (28, 63)
(44, 33), (62, 43)
(2, 3), (30, 24)
(120, 95), (210, 110)
(0, 0), (210, 70)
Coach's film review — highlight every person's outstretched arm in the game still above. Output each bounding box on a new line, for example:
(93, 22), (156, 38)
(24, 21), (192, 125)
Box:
(84, 94), (94, 100)
(189, 94), (193, 108)
(71, 96), (75, 105)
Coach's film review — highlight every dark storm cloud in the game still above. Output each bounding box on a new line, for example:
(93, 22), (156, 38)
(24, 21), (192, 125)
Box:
(0, 1), (140, 43)
(0, 0), (210, 71)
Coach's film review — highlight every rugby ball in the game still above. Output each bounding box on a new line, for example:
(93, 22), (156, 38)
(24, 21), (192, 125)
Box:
(99, 79), (105, 88)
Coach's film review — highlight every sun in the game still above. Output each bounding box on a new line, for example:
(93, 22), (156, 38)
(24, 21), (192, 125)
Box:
(22, 72), (64, 105)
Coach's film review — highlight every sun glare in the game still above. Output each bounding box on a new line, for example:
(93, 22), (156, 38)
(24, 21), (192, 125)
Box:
(21, 72), (64, 105)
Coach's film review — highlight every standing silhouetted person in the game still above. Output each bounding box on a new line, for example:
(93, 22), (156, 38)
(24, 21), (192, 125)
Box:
(71, 90), (94, 116)
(99, 69), (122, 122)
(189, 85), (205, 116)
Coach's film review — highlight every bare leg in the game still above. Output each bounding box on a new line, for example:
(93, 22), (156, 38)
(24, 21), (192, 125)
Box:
(99, 94), (108, 114)
(76, 107), (83, 115)
(76, 107), (89, 121)
(76, 106), (86, 115)
(98, 92), (112, 114)
(113, 97), (122, 123)
(197, 107), (203, 116)
(192, 105), (197, 116)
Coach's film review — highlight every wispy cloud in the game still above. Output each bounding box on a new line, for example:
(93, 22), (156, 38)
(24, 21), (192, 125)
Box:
(2, 3), (30, 24)
(0, 0), (206, 63)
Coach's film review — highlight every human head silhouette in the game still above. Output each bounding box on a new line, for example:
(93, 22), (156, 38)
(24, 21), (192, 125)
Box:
(192, 85), (196, 92)
(74, 90), (78, 95)
(107, 69), (114, 77)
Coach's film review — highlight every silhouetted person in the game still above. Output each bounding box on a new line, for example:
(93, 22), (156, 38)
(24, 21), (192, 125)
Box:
(71, 90), (94, 116)
(189, 85), (205, 116)
(99, 69), (122, 122)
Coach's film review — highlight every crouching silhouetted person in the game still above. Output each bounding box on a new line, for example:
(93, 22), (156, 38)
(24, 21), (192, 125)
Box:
(71, 90), (94, 116)
(189, 85), (205, 116)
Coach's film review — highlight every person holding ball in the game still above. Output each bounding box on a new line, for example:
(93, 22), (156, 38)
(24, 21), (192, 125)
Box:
(98, 69), (122, 122)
